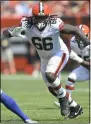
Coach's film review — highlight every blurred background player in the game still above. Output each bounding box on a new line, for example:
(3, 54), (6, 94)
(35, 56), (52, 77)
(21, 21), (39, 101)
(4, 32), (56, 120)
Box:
(1, 33), (16, 75)
(3, 2), (89, 118)
(54, 24), (90, 118)
(0, 89), (38, 123)
(66, 24), (90, 95)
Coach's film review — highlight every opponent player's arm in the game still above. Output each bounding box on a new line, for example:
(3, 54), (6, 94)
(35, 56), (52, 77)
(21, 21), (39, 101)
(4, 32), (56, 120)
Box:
(70, 50), (90, 70)
(61, 24), (89, 46)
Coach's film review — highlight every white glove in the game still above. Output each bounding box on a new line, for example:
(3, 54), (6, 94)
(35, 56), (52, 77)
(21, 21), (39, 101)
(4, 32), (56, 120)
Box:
(11, 27), (26, 38)
(70, 50), (83, 63)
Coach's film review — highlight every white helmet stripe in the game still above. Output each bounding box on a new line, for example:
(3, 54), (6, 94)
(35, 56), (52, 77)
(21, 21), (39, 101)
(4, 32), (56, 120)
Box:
(79, 24), (83, 29)
(39, 2), (44, 14)
(40, 2), (42, 12)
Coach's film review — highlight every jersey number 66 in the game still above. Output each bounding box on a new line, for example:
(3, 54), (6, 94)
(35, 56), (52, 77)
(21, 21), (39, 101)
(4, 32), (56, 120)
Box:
(32, 37), (53, 51)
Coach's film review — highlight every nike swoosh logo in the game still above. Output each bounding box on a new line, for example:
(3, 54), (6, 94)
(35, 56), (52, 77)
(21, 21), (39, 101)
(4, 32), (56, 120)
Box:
(74, 106), (81, 115)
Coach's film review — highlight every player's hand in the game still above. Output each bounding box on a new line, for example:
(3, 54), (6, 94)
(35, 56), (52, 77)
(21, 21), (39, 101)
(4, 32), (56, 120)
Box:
(3, 29), (12, 38)
(70, 50), (83, 63)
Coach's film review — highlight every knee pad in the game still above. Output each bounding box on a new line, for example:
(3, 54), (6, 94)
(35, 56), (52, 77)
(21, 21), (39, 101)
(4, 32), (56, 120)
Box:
(68, 77), (75, 83)
(68, 73), (77, 81)
(45, 72), (56, 83)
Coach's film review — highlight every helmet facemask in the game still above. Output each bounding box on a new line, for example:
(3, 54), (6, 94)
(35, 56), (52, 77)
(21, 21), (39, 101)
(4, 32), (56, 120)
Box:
(33, 15), (49, 31)
(76, 36), (85, 49)
(76, 32), (89, 49)
(77, 24), (90, 49)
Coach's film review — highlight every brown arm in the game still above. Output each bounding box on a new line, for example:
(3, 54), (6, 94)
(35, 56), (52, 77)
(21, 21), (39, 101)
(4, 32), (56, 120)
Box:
(61, 24), (89, 46)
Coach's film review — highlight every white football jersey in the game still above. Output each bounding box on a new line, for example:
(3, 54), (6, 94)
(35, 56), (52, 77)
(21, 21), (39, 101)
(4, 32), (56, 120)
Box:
(14, 17), (69, 60)
(70, 36), (90, 61)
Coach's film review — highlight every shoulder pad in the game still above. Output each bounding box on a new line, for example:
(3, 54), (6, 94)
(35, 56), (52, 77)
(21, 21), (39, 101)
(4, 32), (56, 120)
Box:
(20, 16), (33, 28)
(50, 17), (64, 31)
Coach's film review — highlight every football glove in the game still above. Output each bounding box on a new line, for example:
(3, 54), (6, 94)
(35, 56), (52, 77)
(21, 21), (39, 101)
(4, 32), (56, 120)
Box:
(3, 29), (12, 38)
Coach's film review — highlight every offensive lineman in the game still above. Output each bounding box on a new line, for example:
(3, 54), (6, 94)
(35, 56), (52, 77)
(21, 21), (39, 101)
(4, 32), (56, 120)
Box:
(3, 2), (90, 118)
(54, 24), (90, 118)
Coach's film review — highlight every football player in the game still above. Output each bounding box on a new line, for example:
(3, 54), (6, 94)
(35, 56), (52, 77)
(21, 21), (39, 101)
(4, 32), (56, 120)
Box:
(65, 24), (90, 118)
(0, 89), (38, 123)
(54, 24), (90, 118)
(3, 2), (89, 118)
(66, 24), (90, 95)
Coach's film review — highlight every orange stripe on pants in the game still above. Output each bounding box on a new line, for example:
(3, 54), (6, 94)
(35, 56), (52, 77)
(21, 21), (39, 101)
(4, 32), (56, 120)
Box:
(66, 85), (74, 90)
(54, 53), (66, 76)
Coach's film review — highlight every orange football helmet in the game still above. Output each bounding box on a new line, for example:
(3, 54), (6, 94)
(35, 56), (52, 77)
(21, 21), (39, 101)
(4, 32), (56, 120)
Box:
(78, 24), (90, 39)
(32, 2), (51, 31)
(32, 2), (50, 16)
(76, 24), (90, 49)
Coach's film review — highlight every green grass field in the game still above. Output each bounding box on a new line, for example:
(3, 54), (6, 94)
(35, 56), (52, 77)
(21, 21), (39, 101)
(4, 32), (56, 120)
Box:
(1, 72), (90, 124)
